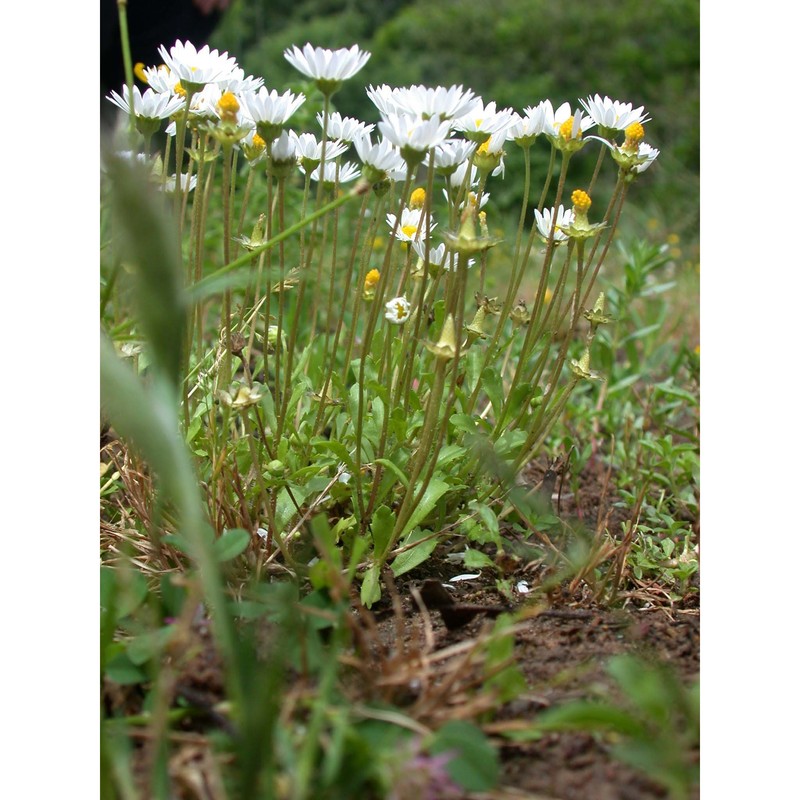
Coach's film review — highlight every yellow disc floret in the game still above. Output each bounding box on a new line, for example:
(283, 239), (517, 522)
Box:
(571, 189), (592, 214)
(252, 133), (267, 151)
(401, 224), (418, 239)
(218, 91), (240, 122)
(134, 62), (148, 83)
(174, 81), (186, 97)
(624, 121), (645, 147)
(559, 116), (580, 140)
(364, 269), (380, 290)
(409, 188), (427, 209)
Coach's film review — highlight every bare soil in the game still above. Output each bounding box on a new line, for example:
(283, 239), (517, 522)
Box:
(103, 452), (699, 799)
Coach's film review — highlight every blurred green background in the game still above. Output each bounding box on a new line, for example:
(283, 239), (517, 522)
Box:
(211, 0), (699, 247)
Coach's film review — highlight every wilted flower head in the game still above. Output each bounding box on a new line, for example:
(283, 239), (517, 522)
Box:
(284, 43), (371, 94)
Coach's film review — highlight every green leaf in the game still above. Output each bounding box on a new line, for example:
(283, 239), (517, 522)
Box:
(398, 477), (450, 541)
(213, 528), (251, 562)
(127, 626), (176, 666)
(370, 505), (395, 560)
(534, 701), (647, 737)
(104, 649), (148, 685)
(481, 367), (504, 419)
(360, 564), (382, 607)
(374, 458), (409, 489)
(463, 549), (497, 571)
(428, 720), (499, 791)
(106, 154), (185, 387)
(390, 529), (437, 577)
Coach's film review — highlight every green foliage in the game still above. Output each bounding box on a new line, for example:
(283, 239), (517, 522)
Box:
(531, 654), (700, 799)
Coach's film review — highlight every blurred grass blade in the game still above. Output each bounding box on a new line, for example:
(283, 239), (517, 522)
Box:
(105, 152), (186, 387)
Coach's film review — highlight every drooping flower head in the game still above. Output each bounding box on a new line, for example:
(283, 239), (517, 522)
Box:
(284, 43), (371, 96)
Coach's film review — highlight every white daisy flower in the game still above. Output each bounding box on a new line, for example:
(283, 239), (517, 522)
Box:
(106, 85), (185, 120)
(270, 129), (297, 163)
(411, 240), (473, 271)
(160, 173), (198, 193)
(452, 99), (516, 141)
(290, 131), (348, 166)
(141, 64), (179, 96)
(353, 133), (404, 171)
(157, 40), (238, 91)
(425, 138), (477, 176)
(217, 67), (264, 95)
(386, 207), (436, 242)
(632, 142), (659, 173)
(300, 160), (361, 185)
(384, 296), (412, 324)
(543, 101), (595, 139)
(284, 43), (371, 91)
(508, 102), (550, 145)
(534, 205), (575, 244)
(317, 111), (374, 143)
(367, 84), (479, 121)
(579, 94), (649, 132)
(239, 87), (306, 129)
(378, 113), (452, 160)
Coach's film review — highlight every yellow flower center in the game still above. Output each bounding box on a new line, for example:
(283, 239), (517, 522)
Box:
(364, 269), (380, 289)
(559, 117), (576, 139)
(174, 82), (186, 97)
(571, 189), (592, 214)
(401, 224), (418, 239)
(409, 188), (426, 209)
(252, 133), (267, 150)
(393, 301), (409, 320)
(624, 121), (645, 146)
(218, 92), (240, 122)
(134, 62), (148, 83)
(477, 138), (491, 155)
